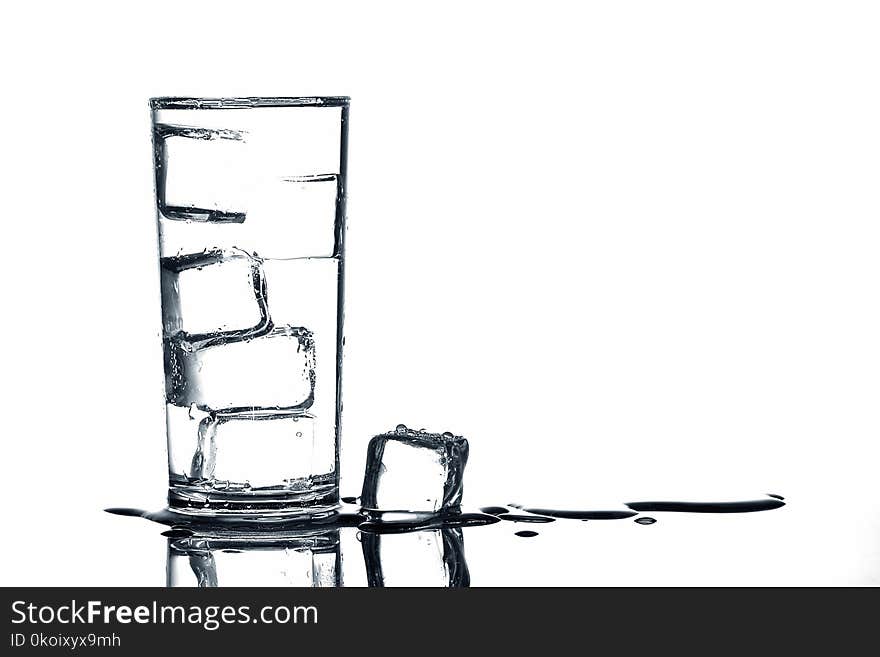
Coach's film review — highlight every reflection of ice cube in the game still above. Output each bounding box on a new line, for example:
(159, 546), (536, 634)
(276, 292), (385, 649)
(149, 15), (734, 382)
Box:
(360, 427), (469, 514)
(160, 249), (269, 343)
(361, 528), (469, 587)
(153, 124), (249, 222)
(168, 531), (340, 587)
(165, 326), (315, 411)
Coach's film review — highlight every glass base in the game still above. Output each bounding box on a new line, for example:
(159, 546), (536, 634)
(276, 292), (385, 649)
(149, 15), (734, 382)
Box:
(168, 477), (338, 517)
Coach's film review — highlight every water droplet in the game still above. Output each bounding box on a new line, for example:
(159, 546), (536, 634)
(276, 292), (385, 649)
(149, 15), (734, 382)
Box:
(635, 517), (656, 525)
(515, 530), (539, 538)
(296, 432), (303, 438)
(480, 506), (510, 515)
(395, 424), (408, 434)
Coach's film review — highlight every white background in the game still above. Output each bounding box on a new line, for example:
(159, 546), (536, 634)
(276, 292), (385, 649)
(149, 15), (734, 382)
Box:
(1, 1), (879, 586)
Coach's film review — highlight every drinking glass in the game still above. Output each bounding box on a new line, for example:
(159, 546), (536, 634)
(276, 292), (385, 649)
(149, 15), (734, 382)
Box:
(150, 96), (348, 516)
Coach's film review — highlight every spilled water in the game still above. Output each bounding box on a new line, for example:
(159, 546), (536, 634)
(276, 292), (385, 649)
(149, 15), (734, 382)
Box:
(520, 508), (638, 520)
(106, 506), (363, 536)
(499, 514), (556, 524)
(625, 498), (785, 513)
(357, 512), (499, 534)
(107, 493), (786, 587)
(479, 506), (510, 515)
(107, 493), (785, 536)
(104, 506), (498, 536)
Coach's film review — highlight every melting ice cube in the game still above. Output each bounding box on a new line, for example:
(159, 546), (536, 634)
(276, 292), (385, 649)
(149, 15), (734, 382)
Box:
(360, 425), (469, 514)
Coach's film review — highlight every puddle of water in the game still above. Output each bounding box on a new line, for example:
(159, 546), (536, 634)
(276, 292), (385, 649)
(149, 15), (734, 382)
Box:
(357, 512), (499, 534)
(523, 508), (638, 520)
(499, 514), (555, 524)
(105, 507), (362, 536)
(479, 506), (510, 515)
(625, 498), (785, 513)
(107, 493), (785, 538)
(105, 507), (498, 536)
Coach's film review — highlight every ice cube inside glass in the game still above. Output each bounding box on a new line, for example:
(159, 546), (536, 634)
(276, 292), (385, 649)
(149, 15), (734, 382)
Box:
(159, 249), (270, 343)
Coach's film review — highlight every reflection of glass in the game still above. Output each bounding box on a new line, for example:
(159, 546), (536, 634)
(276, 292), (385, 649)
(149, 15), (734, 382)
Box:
(361, 528), (470, 587)
(167, 529), (341, 587)
(150, 97), (349, 516)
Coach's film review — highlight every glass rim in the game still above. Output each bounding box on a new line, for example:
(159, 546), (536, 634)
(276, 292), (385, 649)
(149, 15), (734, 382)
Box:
(150, 96), (350, 110)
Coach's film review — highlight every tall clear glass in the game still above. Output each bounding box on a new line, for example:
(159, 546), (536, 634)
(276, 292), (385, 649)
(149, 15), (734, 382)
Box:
(150, 97), (348, 516)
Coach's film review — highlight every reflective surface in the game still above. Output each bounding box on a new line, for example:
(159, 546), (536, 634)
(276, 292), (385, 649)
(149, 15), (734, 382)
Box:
(96, 493), (851, 587)
(167, 530), (341, 587)
(12, 489), (879, 586)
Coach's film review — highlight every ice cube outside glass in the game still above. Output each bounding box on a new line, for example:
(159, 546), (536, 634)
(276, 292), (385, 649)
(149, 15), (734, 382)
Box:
(360, 427), (470, 515)
(150, 96), (349, 517)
